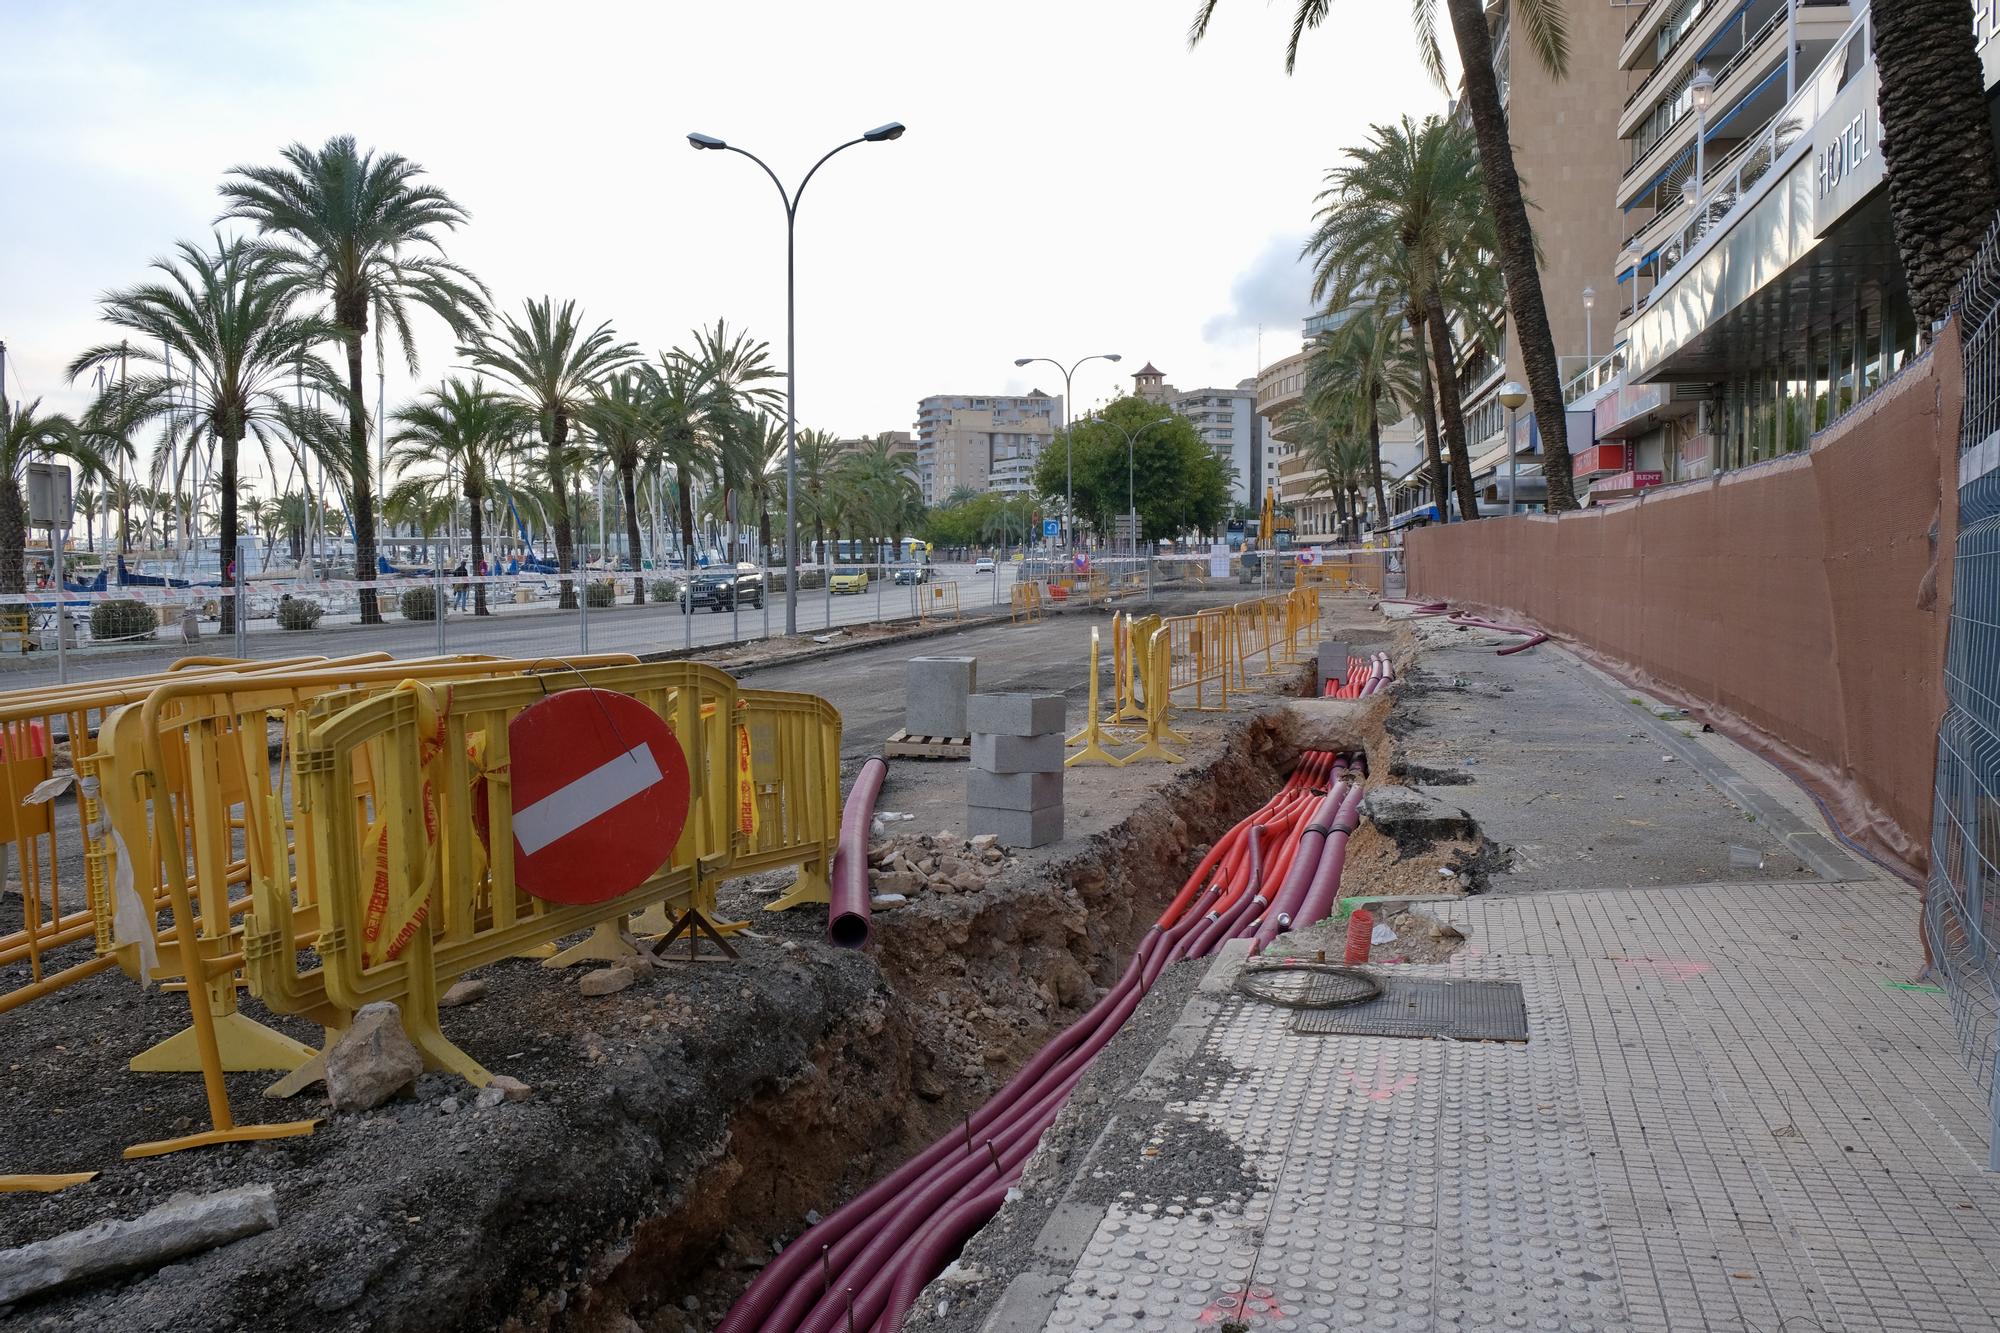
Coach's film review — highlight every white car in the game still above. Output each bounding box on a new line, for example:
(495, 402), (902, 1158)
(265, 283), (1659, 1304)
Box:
(974, 557), (996, 574)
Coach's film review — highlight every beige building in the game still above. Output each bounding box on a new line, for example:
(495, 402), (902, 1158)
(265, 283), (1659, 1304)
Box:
(912, 395), (1060, 503)
(835, 430), (915, 462)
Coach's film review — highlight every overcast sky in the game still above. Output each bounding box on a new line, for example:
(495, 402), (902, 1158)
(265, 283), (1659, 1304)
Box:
(1, 0), (1443, 493)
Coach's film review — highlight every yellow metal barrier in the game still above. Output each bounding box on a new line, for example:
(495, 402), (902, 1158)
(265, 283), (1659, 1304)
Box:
(1064, 627), (1127, 768)
(918, 580), (961, 624)
(1122, 623), (1186, 764)
(1010, 582), (1043, 624)
(1161, 607), (1234, 710)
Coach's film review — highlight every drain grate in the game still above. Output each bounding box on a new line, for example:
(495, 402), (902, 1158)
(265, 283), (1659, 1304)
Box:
(1291, 976), (1528, 1042)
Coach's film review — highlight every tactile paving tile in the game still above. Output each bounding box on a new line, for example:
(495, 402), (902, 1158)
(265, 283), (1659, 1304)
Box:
(1291, 976), (1529, 1042)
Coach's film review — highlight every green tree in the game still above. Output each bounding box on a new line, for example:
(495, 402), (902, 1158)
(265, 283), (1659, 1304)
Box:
(644, 352), (715, 571)
(833, 434), (923, 560)
(581, 370), (656, 602)
(462, 297), (639, 605)
(389, 378), (529, 614)
(1035, 398), (1228, 543)
(70, 236), (342, 626)
(1307, 304), (1425, 526)
(0, 402), (120, 595)
(794, 427), (844, 564)
(1193, 0), (1580, 509)
(219, 135), (491, 620)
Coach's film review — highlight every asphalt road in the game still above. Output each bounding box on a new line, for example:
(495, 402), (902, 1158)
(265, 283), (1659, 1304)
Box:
(0, 562), (1026, 690)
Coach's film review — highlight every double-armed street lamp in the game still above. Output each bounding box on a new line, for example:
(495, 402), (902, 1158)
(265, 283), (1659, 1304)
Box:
(688, 121), (906, 635)
(1012, 353), (1121, 555)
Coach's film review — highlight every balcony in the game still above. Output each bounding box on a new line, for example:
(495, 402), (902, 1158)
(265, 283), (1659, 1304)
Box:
(1619, 8), (1795, 210)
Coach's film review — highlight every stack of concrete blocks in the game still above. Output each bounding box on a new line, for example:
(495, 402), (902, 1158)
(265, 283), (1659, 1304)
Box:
(966, 693), (1065, 848)
(905, 655), (977, 737)
(1316, 639), (1351, 694)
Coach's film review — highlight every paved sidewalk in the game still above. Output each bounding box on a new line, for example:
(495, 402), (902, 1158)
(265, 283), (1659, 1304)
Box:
(956, 636), (2000, 1333)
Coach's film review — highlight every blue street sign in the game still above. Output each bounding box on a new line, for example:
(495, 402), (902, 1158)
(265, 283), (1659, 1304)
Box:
(1042, 519), (1060, 538)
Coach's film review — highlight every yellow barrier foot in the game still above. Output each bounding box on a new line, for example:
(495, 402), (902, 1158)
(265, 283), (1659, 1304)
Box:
(542, 919), (643, 969)
(1122, 735), (1185, 764)
(123, 1119), (318, 1160)
(0, 1172), (100, 1194)
(1065, 738), (1128, 768)
(512, 942), (559, 961)
(264, 1025), (345, 1099)
(765, 865), (832, 912)
(131, 1012), (318, 1074)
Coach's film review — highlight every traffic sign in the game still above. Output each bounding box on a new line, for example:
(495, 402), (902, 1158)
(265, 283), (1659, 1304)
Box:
(507, 688), (691, 905)
(1042, 519), (1060, 538)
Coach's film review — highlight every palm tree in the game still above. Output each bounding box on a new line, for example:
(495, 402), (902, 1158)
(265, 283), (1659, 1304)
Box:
(1307, 305), (1423, 526)
(389, 378), (529, 615)
(462, 298), (639, 605)
(645, 352), (716, 573)
(105, 476), (144, 554)
(1192, 0), (1580, 510)
(794, 427), (844, 565)
(1306, 116), (1494, 523)
(0, 402), (118, 595)
(70, 236), (345, 627)
(581, 371), (656, 602)
(834, 435), (923, 561)
(687, 320), (783, 566)
(741, 415), (786, 566)
(219, 135), (491, 621)
(1875, 3), (2000, 331)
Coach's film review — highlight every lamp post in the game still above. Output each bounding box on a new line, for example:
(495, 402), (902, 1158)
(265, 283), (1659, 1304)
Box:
(1012, 353), (1122, 556)
(1085, 412), (1166, 557)
(1582, 286), (1596, 368)
(1687, 68), (1716, 229)
(1499, 380), (1529, 517)
(688, 121), (906, 637)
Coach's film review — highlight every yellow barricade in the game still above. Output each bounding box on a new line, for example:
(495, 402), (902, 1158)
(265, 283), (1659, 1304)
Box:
(1010, 582), (1043, 624)
(1161, 607), (1233, 710)
(919, 580), (961, 624)
(1065, 626), (1127, 768)
(0, 653), (379, 1019)
(1123, 623), (1186, 764)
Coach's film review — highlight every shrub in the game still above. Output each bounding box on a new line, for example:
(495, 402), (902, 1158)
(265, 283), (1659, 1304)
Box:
(399, 586), (438, 621)
(276, 598), (324, 631)
(649, 578), (680, 604)
(90, 599), (156, 641)
(586, 579), (616, 608)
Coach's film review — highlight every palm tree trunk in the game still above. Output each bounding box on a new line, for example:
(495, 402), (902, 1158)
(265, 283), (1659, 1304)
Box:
(1876, 0), (2000, 332)
(621, 461), (645, 605)
(760, 502), (774, 568)
(341, 328), (383, 622)
(1410, 312), (1455, 521)
(0, 485), (25, 596)
(1424, 290), (1486, 522)
(469, 490), (489, 616)
(220, 434), (239, 633)
(1366, 385), (1390, 530)
(675, 463), (697, 573)
(1442, 0), (1577, 511)
(546, 415), (576, 611)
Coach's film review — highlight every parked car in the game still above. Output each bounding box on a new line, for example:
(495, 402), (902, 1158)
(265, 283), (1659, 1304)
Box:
(973, 557), (996, 574)
(892, 564), (934, 585)
(828, 566), (870, 595)
(681, 562), (765, 612)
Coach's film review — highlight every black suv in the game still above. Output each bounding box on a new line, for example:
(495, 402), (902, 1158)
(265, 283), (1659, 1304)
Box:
(681, 562), (765, 612)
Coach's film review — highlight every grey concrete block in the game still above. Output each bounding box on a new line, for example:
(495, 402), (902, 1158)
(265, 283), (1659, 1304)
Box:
(967, 768), (1063, 812)
(905, 656), (977, 737)
(966, 692), (1065, 738)
(971, 732), (1064, 774)
(1317, 640), (1352, 691)
(966, 802), (1063, 848)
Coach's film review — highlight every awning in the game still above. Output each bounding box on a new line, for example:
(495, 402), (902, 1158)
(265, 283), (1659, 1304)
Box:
(1385, 504), (1440, 532)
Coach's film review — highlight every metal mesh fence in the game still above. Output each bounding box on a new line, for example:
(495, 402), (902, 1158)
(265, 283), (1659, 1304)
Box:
(1933, 215), (2000, 1169)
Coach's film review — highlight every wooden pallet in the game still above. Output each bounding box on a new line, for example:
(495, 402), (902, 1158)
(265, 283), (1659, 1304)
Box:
(885, 729), (971, 760)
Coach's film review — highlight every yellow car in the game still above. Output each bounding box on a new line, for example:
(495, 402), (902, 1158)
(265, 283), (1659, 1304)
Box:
(829, 566), (870, 595)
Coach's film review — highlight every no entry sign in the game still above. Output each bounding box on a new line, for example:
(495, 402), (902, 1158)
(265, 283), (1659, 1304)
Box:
(507, 688), (691, 905)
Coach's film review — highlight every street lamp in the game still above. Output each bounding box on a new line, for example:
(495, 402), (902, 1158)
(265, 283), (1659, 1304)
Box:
(1687, 68), (1715, 229)
(1498, 381), (1529, 517)
(688, 120), (906, 636)
(1582, 286), (1596, 368)
(1013, 353), (1122, 555)
(1084, 412), (1166, 557)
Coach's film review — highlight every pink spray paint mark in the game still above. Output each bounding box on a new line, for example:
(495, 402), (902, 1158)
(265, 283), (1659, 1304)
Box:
(1616, 958), (1714, 981)
(1342, 1062), (1420, 1102)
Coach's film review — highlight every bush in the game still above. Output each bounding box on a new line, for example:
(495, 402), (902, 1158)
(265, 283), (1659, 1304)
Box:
(399, 586), (438, 621)
(649, 578), (680, 604)
(276, 597), (324, 631)
(90, 599), (156, 641)
(586, 579), (616, 608)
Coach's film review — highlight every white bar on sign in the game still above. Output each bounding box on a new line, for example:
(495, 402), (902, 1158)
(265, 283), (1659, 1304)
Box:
(513, 742), (664, 856)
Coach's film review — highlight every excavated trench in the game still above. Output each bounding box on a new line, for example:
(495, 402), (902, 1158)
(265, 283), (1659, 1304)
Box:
(542, 689), (1385, 1333)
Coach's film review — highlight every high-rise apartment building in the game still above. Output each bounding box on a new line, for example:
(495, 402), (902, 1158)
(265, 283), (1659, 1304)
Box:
(912, 394), (1060, 503)
(1131, 364), (1271, 506)
(1574, 2), (1962, 496)
(834, 431), (916, 462)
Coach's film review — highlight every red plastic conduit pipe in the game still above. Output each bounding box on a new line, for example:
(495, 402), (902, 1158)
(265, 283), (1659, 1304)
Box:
(1447, 611), (1549, 655)
(828, 757), (889, 949)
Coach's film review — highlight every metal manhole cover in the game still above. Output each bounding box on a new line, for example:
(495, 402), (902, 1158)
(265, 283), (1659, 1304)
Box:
(1291, 976), (1528, 1042)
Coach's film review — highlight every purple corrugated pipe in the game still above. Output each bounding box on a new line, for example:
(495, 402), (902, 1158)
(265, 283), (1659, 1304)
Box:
(1249, 781), (1346, 951)
(828, 757), (888, 949)
(1287, 781), (1367, 935)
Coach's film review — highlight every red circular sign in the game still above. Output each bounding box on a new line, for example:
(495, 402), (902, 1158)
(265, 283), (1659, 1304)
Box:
(506, 688), (691, 905)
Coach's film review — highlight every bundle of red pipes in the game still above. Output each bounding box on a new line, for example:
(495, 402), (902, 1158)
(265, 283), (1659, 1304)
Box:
(1321, 651), (1396, 698)
(720, 749), (1369, 1333)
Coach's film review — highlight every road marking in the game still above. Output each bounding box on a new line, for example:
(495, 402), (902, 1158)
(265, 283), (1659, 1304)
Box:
(513, 742), (664, 855)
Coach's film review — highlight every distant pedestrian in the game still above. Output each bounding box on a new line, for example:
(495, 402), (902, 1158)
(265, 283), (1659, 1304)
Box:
(451, 560), (469, 611)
